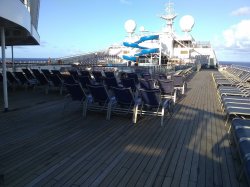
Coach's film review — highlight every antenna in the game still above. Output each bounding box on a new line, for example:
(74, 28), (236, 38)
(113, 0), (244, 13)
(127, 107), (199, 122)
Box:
(160, 1), (177, 34)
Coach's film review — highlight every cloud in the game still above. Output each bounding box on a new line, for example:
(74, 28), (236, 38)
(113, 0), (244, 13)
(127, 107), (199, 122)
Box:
(231, 7), (250, 16)
(120, 0), (132, 5)
(222, 20), (250, 49)
(213, 19), (250, 61)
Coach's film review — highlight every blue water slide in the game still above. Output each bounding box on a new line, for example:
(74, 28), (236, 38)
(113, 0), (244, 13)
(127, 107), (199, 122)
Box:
(122, 35), (159, 61)
(135, 35), (159, 44)
(123, 42), (147, 49)
(123, 34), (159, 48)
(135, 48), (159, 56)
(122, 55), (137, 61)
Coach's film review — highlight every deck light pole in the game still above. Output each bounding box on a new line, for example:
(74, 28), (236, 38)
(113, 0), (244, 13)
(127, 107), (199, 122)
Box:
(1, 27), (8, 111)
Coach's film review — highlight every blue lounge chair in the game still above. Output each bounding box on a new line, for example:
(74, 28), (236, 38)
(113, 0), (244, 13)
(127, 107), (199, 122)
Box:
(104, 71), (115, 78)
(92, 71), (103, 83)
(111, 87), (141, 123)
(127, 72), (139, 84)
(121, 78), (137, 92)
(158, 79), (177, 103)
(141, 73), (152, 80)
(173, 75), (185, 94)
(135, 89), (173, 126)
(87, 84), (116, 120)
(64, 83), (90, 117)
(47, 74), (63, 94)
(51, 70), (63, 79)
(139, 78), (155, 90)
(231, 118), (250, 185)
(69, 70), (79, 81)
(78, 75), (94, 89)
(61, 74), (76, 84)
(31, 69), (49, 86)
(104, 77), (120, 89)
(80, 70), (92, 78)
(22, 68), (36, 80)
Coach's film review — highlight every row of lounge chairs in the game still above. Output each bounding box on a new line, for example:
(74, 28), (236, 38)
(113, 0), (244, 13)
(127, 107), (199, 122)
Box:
(65, 83), (173, 126)
(1, 67), (189, 125)
(64, 82), (175, 126)
(212, 66), (250, 184)
(61, 69), (189, 125)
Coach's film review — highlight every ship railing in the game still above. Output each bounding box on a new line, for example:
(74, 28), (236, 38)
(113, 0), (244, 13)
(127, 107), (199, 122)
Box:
(194, 41), (211, 48)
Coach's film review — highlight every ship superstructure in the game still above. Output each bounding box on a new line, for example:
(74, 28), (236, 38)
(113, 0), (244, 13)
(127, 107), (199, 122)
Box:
(107, 1), (218, 68)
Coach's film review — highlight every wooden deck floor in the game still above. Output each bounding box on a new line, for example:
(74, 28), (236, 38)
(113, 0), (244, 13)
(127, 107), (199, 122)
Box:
(0, 70), (248, 187)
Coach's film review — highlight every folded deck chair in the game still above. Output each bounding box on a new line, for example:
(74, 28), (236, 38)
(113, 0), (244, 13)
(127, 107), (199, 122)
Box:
(111, 87), (141, 123)
(64, 83), (90, 117)
(135, 89), (173, 126)
(87, 84), (116, 120)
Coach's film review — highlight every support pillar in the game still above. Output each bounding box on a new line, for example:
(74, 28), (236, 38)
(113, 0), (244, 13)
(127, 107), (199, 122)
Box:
(1, 27), (8, 111)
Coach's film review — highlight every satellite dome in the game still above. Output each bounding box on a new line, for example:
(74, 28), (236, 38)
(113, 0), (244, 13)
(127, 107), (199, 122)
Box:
(139, 26), (145, 32)
(179, 15), (195, 32)
(124, 19), (136, 33)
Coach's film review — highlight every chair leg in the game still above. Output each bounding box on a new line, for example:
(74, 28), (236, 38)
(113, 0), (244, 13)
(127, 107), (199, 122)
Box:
(161, 107), (165, 126)
(45, 86), (49, 95)
(182, 84), (185, 94)
(82, 100), (88, 117)
(238, 163), (245, 181)
(225, 114), (229, 127)
(133, 104), (139, 124)
(60, 86), (63, 95)
(106, 100), (115, 120)
(173, 91), (177, 104)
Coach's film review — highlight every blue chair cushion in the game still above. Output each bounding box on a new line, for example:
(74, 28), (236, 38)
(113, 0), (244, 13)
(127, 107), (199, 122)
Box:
(234, 128), (250, 142)
(239, 140), (250, 159)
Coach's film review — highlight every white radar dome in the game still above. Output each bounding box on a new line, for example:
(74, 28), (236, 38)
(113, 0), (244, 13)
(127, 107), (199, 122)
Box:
(124, 19), (136, 33)
(139, 26), (145, 32)
(179, 15), (195, 32)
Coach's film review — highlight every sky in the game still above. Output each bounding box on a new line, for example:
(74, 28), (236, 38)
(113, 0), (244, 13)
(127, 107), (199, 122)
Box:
(5, 0), (250, 62)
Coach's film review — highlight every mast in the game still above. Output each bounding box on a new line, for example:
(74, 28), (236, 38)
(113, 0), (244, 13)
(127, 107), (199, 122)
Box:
(160, 1), (177, 58)
(160, 1), (177, 34)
